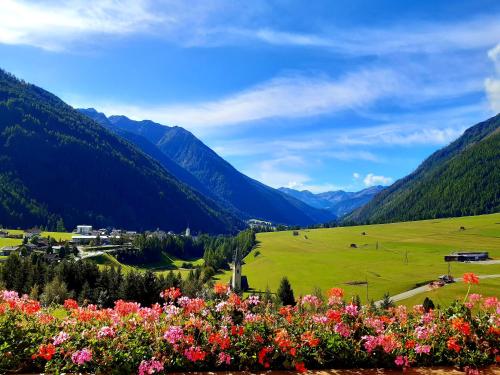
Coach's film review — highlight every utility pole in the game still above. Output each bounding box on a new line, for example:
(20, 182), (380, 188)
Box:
(366, 275), (369, 303)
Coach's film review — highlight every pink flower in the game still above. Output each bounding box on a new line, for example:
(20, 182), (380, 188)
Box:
(246, 295), (260, 305)
(334, 322), (351, 337)
(218, 352), (231, 365)
(1, 290), (19, 302)
(138, 358), (164, 375)
(71, 348), (92, 365)
(52, 331), (69, 346)
(301, 295), (322, 308)
(164, 326), (184, 344)
(468, 293), (482, 304)
(395, 355), (409, 368)
(483, 296), (498, 309)
(362, 335), (379, 353)
(312, 314), (329, 324)
(345, 303), (358, 316)
(97, 326), (116, 339)
(414, 326), (430, 340)
(415, 344), (431, 354)
(464, 366), (480, 375)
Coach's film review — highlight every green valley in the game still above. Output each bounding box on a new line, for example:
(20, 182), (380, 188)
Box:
(220, 213), (500, 305)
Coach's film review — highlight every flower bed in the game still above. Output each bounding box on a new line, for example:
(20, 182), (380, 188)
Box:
(0, 274), (498, 374)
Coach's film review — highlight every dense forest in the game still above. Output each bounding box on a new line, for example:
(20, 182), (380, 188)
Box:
(0, 69), (242, 233)
(346, 114), (500, 224)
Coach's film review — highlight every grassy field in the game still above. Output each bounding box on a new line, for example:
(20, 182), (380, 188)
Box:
(92, 252), (201, 279)
(219, 213), (500, 305)
(0, 229), (74, 244)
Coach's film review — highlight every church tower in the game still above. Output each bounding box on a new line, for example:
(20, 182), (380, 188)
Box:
(231, 248), (242, 290)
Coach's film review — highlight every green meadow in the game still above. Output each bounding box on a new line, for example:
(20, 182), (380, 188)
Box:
(92, 252), (201, 279)
(220, 213), (500, 305)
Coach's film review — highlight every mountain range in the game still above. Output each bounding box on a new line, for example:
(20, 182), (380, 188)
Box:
(278, 186), (385, 218)
(1, 67), (498, 233)
(79, 109), (335, 226)
(345, 113), (500, 224)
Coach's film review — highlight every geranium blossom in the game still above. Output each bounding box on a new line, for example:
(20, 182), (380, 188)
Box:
(71, 348), (92, 365)
(0, 287), (498, 373)
(52, 331), (69, 346)
(138, 358), (164, 375)
(463, 273), (479, 284)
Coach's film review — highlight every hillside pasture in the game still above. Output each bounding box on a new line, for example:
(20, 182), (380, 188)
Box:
(220, 213), (500, 305)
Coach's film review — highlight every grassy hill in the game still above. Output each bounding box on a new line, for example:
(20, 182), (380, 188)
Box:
(220, 213), (500, 305)
(346, 114), (500, 224)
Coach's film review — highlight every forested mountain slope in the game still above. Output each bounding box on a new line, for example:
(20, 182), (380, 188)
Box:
(81, 111), (335, 225)
(0, 69), (242, 233)
(345, 114), (500, 224)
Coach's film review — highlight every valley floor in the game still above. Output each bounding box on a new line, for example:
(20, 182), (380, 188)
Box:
(219, 213), (500, 305)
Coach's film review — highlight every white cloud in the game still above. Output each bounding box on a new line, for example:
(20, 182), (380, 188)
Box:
(0, 0), (162, 50)
(1, 1), (498, 59)
(485, 43), (500, 112)
(337, 125), (466, 147)
(353, 172), (360, 179)
(86, 68), (402, 130)
(243, 156), (341, 193)
(240, 16), (500, 55)
(363, 173), (393, 187)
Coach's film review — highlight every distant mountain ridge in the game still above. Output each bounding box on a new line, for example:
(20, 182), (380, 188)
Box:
(79, 109), (335, 226)
(278, 186), (385, 217)
(0, 69), (242, 233)
(345, 113), (500, 224)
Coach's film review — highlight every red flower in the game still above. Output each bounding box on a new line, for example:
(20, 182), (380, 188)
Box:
(451, 318), (471, 336)
(405, 340), (416, 349)
(301, 331), (320, 347)
(214, 283), (229, 295)
(63, 299), (78, 310)
(295, 362), (307, 373)
(326, 309), (342, 323)
(21, 300), (41, 315)
(231, 325), (244, 336)
(327, 288), (344, 298)
(447, 337), (461, 353)
(33, 344), (56, 361)
(463, 273), (479, 285)
(258, 347), (273, 368)
(161, 287), (182, 301)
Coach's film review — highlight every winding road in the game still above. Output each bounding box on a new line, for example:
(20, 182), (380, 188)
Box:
(375, 274), (500, 306)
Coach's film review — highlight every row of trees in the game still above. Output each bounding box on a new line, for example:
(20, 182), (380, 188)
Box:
(0, 253), (189, 307)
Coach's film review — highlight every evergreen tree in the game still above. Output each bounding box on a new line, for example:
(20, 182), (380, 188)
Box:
(423, 297), (435, 312)
(41, 276), (69, 306)
(380, 293), (395, 310)
(277, 277), (295, 306)
(56, 218), (66, 232)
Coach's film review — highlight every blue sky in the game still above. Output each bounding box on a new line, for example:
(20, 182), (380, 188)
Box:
(1, 0), (499, 193)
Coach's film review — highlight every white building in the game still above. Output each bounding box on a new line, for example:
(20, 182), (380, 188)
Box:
(76, 225), (92, 235)
(185, 227), (191, 237)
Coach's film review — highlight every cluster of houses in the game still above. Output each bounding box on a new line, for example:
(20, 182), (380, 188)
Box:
(70, 225), (135, 245)
(247, 219), (275, 231)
